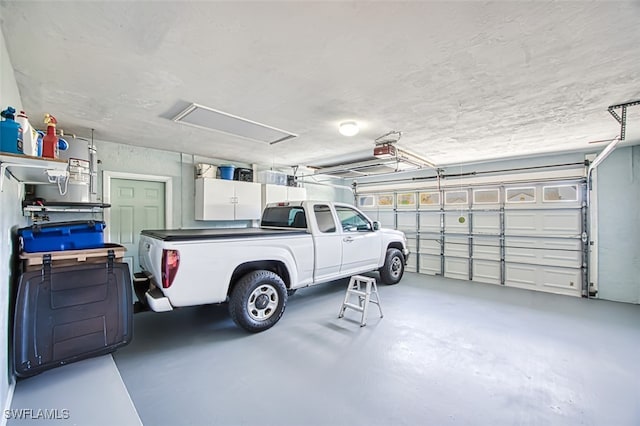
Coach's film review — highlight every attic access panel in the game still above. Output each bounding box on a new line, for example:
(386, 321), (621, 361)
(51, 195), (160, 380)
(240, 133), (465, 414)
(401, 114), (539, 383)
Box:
(173, 103), (297, 145)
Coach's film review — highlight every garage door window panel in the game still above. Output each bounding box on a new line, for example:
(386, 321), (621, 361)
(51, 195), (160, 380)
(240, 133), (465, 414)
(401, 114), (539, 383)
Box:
(376, 194), (394, 209)
(444, 190), (468, 206)
(473, 188), (500, 205)
(506, 187), (536, 203)
(543, 185), (578, 202)
(357, 195), (375, 208)
(396, 192), (416, 209)
(419, 191), (440, 208)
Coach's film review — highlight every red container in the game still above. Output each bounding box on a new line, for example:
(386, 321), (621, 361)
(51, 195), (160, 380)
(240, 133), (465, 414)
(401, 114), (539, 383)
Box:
(42, 113), (58, 158)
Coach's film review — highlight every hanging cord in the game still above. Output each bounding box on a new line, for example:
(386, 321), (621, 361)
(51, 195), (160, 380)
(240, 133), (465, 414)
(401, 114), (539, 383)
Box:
(458, 163), (466, 223)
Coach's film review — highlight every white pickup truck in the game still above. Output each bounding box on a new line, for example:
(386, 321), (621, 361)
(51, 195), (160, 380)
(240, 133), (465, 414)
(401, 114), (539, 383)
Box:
(138, 201), (409, 332)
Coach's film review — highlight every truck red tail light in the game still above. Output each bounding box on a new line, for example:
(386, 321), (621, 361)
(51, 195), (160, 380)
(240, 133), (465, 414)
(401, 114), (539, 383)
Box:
(161, 249), (180, 289)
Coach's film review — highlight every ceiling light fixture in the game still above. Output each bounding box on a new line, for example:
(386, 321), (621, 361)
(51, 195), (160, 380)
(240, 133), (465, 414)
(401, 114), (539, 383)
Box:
(339, 121), (359, 137)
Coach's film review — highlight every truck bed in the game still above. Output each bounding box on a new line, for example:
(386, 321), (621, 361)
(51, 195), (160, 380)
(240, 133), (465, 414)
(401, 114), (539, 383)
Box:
(140, 227), (307, 242)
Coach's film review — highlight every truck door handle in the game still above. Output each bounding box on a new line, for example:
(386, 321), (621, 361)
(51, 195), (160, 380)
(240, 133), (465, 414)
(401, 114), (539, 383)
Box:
(343, 237), (354, 243)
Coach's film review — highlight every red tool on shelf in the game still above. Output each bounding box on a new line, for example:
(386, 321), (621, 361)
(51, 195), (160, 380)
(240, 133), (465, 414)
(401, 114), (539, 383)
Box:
(42, 113), (58, 158)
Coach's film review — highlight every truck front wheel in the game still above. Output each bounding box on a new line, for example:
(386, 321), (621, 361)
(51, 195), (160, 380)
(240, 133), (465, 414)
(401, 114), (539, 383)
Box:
(229, 270), (287, 332)
(379, 248), (405, 285)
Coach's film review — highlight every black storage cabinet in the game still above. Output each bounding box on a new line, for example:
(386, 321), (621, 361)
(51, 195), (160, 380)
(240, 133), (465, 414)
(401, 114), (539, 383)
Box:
(14, 252), (133, 377)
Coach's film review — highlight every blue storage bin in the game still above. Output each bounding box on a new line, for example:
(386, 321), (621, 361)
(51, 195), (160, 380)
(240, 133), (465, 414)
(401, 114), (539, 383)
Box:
(219, 164), (236, 180)
(19, 220), (106, 253)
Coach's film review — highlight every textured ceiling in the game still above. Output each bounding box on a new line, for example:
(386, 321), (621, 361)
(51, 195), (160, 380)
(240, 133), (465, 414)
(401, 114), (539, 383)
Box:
(1, 1), (639, 171)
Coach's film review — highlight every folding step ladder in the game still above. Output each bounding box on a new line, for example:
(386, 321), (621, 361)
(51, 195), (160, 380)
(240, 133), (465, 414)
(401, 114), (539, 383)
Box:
(338, 275), (383, 327)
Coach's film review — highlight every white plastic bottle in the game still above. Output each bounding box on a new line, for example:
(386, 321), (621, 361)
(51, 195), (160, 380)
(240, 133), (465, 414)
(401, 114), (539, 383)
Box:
(16, 110), (39, 156)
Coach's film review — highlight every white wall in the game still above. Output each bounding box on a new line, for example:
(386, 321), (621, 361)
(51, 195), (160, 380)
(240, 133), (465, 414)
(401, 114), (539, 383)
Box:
(95, 140), (263, 229)
(0, 24), (21, 113)
(93, 142), (351, 229)
(0, 19), (26, 420)
(595, 146), (640, 303)
(95, 140), (183, 227)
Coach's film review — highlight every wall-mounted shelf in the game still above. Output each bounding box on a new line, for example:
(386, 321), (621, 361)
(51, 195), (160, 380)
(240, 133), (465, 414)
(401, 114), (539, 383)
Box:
(22, 201), (110, 214)
(0, 153), (68, 191)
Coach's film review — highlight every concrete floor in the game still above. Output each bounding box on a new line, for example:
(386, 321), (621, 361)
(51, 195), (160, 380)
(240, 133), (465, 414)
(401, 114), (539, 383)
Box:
(111, 272), (640, 426)
(9, 355), (141, 425)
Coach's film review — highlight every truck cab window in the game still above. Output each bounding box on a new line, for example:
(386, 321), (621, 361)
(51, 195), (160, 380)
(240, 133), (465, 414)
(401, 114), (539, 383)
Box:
(290, 210), (307, 228)
(335, 206), (372, 232)
(314, 205), (337, 233)
(261, 206), (306, 228)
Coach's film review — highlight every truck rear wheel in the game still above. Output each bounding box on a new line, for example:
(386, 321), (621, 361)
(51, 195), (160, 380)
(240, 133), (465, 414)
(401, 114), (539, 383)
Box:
(379, 248), (404, 285)
(229, 270), (287, 333)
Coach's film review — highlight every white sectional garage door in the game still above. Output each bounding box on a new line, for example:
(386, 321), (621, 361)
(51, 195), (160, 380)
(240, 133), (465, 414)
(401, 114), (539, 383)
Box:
(358, 174), (586, 297)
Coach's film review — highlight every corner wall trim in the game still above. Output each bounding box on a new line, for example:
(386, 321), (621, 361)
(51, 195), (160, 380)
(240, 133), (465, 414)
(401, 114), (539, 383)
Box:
(1, 381), (16, 426)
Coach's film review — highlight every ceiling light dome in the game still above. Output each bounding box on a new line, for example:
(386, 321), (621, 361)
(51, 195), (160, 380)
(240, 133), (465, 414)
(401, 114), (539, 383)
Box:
(339, 121), (359, 137)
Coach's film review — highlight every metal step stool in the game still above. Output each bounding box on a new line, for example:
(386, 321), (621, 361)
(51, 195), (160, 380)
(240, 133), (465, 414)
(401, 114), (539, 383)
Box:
(338, 275), (383, 327)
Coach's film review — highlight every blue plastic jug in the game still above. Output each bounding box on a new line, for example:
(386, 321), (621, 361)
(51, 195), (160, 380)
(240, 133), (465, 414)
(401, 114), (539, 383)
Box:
(0, 106), (24, 154)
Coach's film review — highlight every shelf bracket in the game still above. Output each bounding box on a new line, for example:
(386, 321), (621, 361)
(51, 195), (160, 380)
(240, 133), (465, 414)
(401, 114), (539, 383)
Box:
(608, 99), (640, 141)
(1, 162), (63, 192)
(0, 155), (69, 192)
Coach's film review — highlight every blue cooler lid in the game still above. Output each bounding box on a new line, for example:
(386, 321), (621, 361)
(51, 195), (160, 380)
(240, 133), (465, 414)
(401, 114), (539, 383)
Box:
(18, 220), (106, 237)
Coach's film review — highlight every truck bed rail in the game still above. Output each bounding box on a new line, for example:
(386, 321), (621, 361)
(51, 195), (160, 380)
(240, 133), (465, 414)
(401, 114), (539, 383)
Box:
(140, 228), (307, 242)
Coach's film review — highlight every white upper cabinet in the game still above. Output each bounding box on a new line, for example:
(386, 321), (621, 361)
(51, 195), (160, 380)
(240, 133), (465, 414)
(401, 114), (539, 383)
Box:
(261, 184), (307, 209)
(195, 178), (262, 221)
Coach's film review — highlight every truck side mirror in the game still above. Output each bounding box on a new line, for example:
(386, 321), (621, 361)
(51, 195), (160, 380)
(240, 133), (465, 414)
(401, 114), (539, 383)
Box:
(372, 221), (381, 231)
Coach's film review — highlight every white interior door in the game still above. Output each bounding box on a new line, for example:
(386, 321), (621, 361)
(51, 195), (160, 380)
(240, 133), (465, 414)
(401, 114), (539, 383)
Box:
(109, 178), (165, 276)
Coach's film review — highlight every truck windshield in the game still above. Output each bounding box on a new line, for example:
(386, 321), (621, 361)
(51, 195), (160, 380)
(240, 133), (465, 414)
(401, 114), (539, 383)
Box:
(261, 206), (307, 228)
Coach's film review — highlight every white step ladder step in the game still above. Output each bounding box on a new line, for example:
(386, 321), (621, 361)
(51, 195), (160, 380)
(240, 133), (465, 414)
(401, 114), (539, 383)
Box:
(342, 302), (364, 312)
(338, 275), (383, 327)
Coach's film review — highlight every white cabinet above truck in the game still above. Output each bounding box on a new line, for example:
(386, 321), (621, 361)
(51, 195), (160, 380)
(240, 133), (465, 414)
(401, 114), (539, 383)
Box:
(195, 178), (262, 221)
(261, 183), (306, 209)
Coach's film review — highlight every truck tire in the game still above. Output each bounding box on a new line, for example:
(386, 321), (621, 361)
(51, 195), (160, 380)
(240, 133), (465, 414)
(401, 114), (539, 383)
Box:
(379, 248), (404, 285)
(229, 270), (287, 333)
